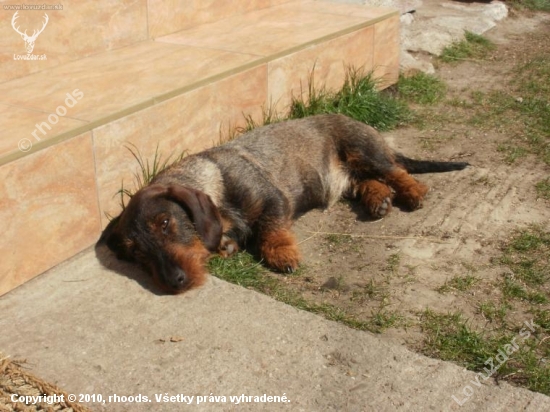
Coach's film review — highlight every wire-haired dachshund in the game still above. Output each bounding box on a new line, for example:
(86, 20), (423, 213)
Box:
(99, 114), (468, 294)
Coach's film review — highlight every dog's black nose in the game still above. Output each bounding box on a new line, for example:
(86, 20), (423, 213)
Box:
(167, 268), (187, 292)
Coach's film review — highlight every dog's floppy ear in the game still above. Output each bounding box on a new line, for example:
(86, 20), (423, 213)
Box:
(97, 215), (135, 261)
(165, 185), (223, 252)
(98, 215), (118, 245)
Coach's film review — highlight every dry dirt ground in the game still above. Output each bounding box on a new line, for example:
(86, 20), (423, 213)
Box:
(279, 11), (550, 347)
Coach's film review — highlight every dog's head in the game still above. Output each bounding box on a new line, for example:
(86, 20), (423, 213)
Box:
(100, 184), (223, 294)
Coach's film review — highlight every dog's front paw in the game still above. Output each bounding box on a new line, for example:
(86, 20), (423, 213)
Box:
(260, 229), (301, 273)
(218, 235), (239, 258)
(264, 248), (301, 273)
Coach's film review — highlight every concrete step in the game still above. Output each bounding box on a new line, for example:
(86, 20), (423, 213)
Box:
(0, 246), (549, 411)
(0, 0), (399, 296)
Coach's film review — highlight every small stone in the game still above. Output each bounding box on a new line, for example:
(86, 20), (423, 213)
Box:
(321, 277), (339, 290)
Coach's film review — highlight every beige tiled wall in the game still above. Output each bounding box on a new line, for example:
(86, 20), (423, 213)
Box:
(0, 0), (298, 83)
(147, 0), (295, 38)
(0, 41), (259, 124)
(268, 26), (375, 114)
(147, 0), (270, 38)
(0, 132), (101, 296)
(373, 15), (400, 89)
(155, 4), (368, 57)
(0, 103), (87, 163)
(0, 41), (260, 165)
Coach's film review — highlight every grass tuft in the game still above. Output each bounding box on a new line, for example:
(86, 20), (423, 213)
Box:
(351, 279), (389, 302)
(420, 309), (550, 395)
(508, 0), (550, 11)
(397, 72), (447, 105)
(386, 253), (401, 274)
(438, 275), (480, 293)
(115, 144), (187, 210)
(221, 66), (411, 146)
(289, 67), (410, 131)
(511, 56), (550, 164)
(498, 227), (550, 290)
(237, 104), (283, 135)
(497, 144), (529, 164)
(535, 178), (550, 200)
(440, 31), (495, 63)
(477, 301), (509, 323)
(420, 310), (502, 369)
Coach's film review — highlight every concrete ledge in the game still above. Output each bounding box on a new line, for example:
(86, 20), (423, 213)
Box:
(0, 246), (549, 411)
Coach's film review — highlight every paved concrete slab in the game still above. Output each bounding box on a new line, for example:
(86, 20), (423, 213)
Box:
(1, 247), (549, 411)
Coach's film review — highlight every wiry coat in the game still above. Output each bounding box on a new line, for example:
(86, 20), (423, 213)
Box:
(100, 114), (468, 294)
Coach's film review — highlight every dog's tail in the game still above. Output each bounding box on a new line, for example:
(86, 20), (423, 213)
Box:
(395, 153), (470, 174)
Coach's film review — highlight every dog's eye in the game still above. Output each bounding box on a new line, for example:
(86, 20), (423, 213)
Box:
(161, 218), (169, 233)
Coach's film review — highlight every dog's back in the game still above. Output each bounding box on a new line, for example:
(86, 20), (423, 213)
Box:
(155, 115), (360, 218)
(154, 114), (467, 220)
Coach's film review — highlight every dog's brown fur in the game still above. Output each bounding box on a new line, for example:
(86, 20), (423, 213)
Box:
(99, 114), (468, 294)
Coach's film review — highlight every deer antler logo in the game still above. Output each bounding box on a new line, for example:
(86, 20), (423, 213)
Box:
(11, 11), (49, 54)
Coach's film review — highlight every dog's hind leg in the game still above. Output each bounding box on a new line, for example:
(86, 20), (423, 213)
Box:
(335, 121), (429, 214)
(357, 179), (393, 218)
(385, 168), (429, 210)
